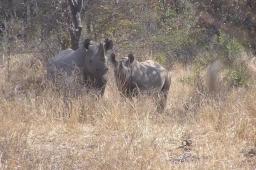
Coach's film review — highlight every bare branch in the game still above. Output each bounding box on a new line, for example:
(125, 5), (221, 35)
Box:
(67, 0), (83, 50)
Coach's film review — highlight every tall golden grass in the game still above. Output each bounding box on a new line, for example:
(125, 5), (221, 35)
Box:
(0, 53), (255, 169)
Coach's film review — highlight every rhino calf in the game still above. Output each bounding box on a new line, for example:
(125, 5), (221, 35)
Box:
(47, 38), (114, 96)
(110, 53), (171, 111)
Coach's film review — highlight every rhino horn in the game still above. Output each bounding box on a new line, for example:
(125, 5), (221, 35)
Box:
(84, 38), (91, 50)
(110, 53), (117, 66)
(128, 53), (134, 63)
(98, 43), (105, 61)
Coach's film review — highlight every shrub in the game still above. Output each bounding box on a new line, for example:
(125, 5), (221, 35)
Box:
(227, 63), (250, 87)
(218, 32), (245, 63)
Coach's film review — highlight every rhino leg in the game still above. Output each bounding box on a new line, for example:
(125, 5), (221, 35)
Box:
(95, 77), (107, 96)
(121, 82), (139, 99)
(83, 73), (107, 97)
(46, 64), (61, 86)
(157, 92), (168, 112)
(157, 74), (171, 112)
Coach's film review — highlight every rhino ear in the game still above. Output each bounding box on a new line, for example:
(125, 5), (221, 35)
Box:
(83, 39), (91, 50)
(104, 38), (113, 51)
(110, 53), (117, 66)
(128, 53), (134, 64)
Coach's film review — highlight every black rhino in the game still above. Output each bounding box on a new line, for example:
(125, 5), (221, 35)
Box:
(47, 38), (114, 96)
(110, 53), (171, 111)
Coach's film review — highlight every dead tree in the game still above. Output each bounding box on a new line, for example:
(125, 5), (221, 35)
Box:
(68, 0), (83, 50)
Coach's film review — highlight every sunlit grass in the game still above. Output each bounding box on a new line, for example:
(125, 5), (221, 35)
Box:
(0, 54), (255, 169)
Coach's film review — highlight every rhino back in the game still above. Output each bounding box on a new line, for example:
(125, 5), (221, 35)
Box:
(131, 60), (167, 91)
(47, 48), (86, 78)
(53, 48), (74, 61)
(53, 48), (85, 67)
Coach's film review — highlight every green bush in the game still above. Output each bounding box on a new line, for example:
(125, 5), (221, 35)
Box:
(227, 64), (250, 87)
(154, 52), (167, 65)
(218, 32), (244, 63)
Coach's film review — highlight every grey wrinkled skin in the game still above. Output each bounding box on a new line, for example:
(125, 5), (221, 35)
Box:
(47, 38), (114, 96)
(111, 53), (171, 111)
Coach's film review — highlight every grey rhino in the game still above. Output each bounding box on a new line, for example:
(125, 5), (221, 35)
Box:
(47, 38), (114, 96)
(110, 53), (171, 111)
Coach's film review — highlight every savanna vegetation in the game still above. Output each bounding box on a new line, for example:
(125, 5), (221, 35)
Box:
(0, 0), (255, 169)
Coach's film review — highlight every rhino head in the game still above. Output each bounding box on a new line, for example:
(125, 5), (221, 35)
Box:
(83, 38), (114, 77)
(110, 53), (136, 92)
(81, 38), (114, 95)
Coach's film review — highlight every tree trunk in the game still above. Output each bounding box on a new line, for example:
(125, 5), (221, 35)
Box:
(68, 0), (83, 50)
(86, 14), (92, 34)
(8, 0), (16, 18)
(24, 0), (31, 25)
(23, 0), (32, 47)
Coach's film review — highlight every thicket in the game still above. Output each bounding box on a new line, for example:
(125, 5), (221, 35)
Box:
(1, 0), (256, 86)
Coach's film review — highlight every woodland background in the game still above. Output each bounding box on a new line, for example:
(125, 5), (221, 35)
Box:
(0, 0), (255, 169)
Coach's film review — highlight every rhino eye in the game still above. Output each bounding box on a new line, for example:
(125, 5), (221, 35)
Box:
(89, 59), (92, 63)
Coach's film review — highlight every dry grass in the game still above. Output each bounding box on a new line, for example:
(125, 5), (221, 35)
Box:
(0, 54), (255, 170)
